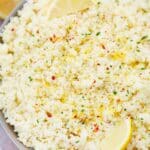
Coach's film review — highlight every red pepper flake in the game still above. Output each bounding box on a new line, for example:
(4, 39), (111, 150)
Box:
(49, 34), (57, 43)
(93, 124), (99, 132)
(74, 115), (77, 118)
(121, 88), (125, 91)
(93, 80), (96, 84)
(51, 75), (56, 80)
(100, 43), (106, 49)
(89, 80), (96, 89)
(97, 63), (100, 66)
(46, 112), (52, 118)
(106, 67), (109, 70)
(117, 99), (121, 103)
(11, 28), (15, 31)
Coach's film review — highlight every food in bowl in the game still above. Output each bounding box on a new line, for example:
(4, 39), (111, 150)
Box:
(0, 0), (150, 149)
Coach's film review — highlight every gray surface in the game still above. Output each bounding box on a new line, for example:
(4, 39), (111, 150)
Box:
(0, 126), (17, 150)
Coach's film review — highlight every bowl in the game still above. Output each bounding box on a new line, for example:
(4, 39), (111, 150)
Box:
(0, 1), (28, 149)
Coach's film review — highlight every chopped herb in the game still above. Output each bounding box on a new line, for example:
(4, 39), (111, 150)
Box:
(113, 90), (117, 95)
(37, 120), (39, 123)
(115, 0), (120, 3)
(81, 109), (85, 112)
(137, 35), (149, 44)
(28, 76), (33, 81)
(141, 67), (145, 70)
(82, 96), (86, 100)
(82, 32), (92, 36)
(140, 8), (148, 13)
(136, 49), (140, 52)
(97, 1), (101, 5)
(8, 50), (14, 55)
(124, 108), (127, 111)
(141, 35), (148, 40)
(96, 32), (101, 36)
(0, 36), (3, 44)
(75, 140), (79, 143)
(0, 75), (2, 84)
(119, 65), (122, 69)
(140, 117), (144, 120)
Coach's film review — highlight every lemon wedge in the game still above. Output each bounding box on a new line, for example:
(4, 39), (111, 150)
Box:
(100, 118), (132, 150)
(44, 0), (94, 19)
(91, 0), (100, 4)
(0, 0), (19, 19)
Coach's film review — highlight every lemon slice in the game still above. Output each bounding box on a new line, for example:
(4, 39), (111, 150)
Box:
(91, 0), (100, 4)
(0, 0), (19, 19)
(45, 0), (94, 19)
(100, 118), (132, 150)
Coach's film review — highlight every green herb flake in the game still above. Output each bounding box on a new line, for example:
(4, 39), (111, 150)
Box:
(81, 109), (84, 112)
(113, 90), (117, 95)
(28, 76), (33, 81)
(141, 35), (148, 40)
(82, 95), (86, 100)
(96, 32), (101, 36)
(0, 75), (2, 84)
(37, 120), (39, 123)
(141, 67), (146, 70)
(115, 0), (120, 4)
(140, 117), (144, 120)
(75, 140), (79, 143)
(97, 1), (101, 5)
(136, 49), (140, 52)
(82, 32), (92, 36)
(137, 35), (149, 44)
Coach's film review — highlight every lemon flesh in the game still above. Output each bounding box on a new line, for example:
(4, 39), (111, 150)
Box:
(0, 0), (93, 19)
(46, 0), (93, 19)
(0, 0), (19, 19)
(100, 118), (132, 150)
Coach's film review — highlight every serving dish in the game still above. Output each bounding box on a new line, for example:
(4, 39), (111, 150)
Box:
(0, 1), (28, 149)
(0, 0), (149, 149)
